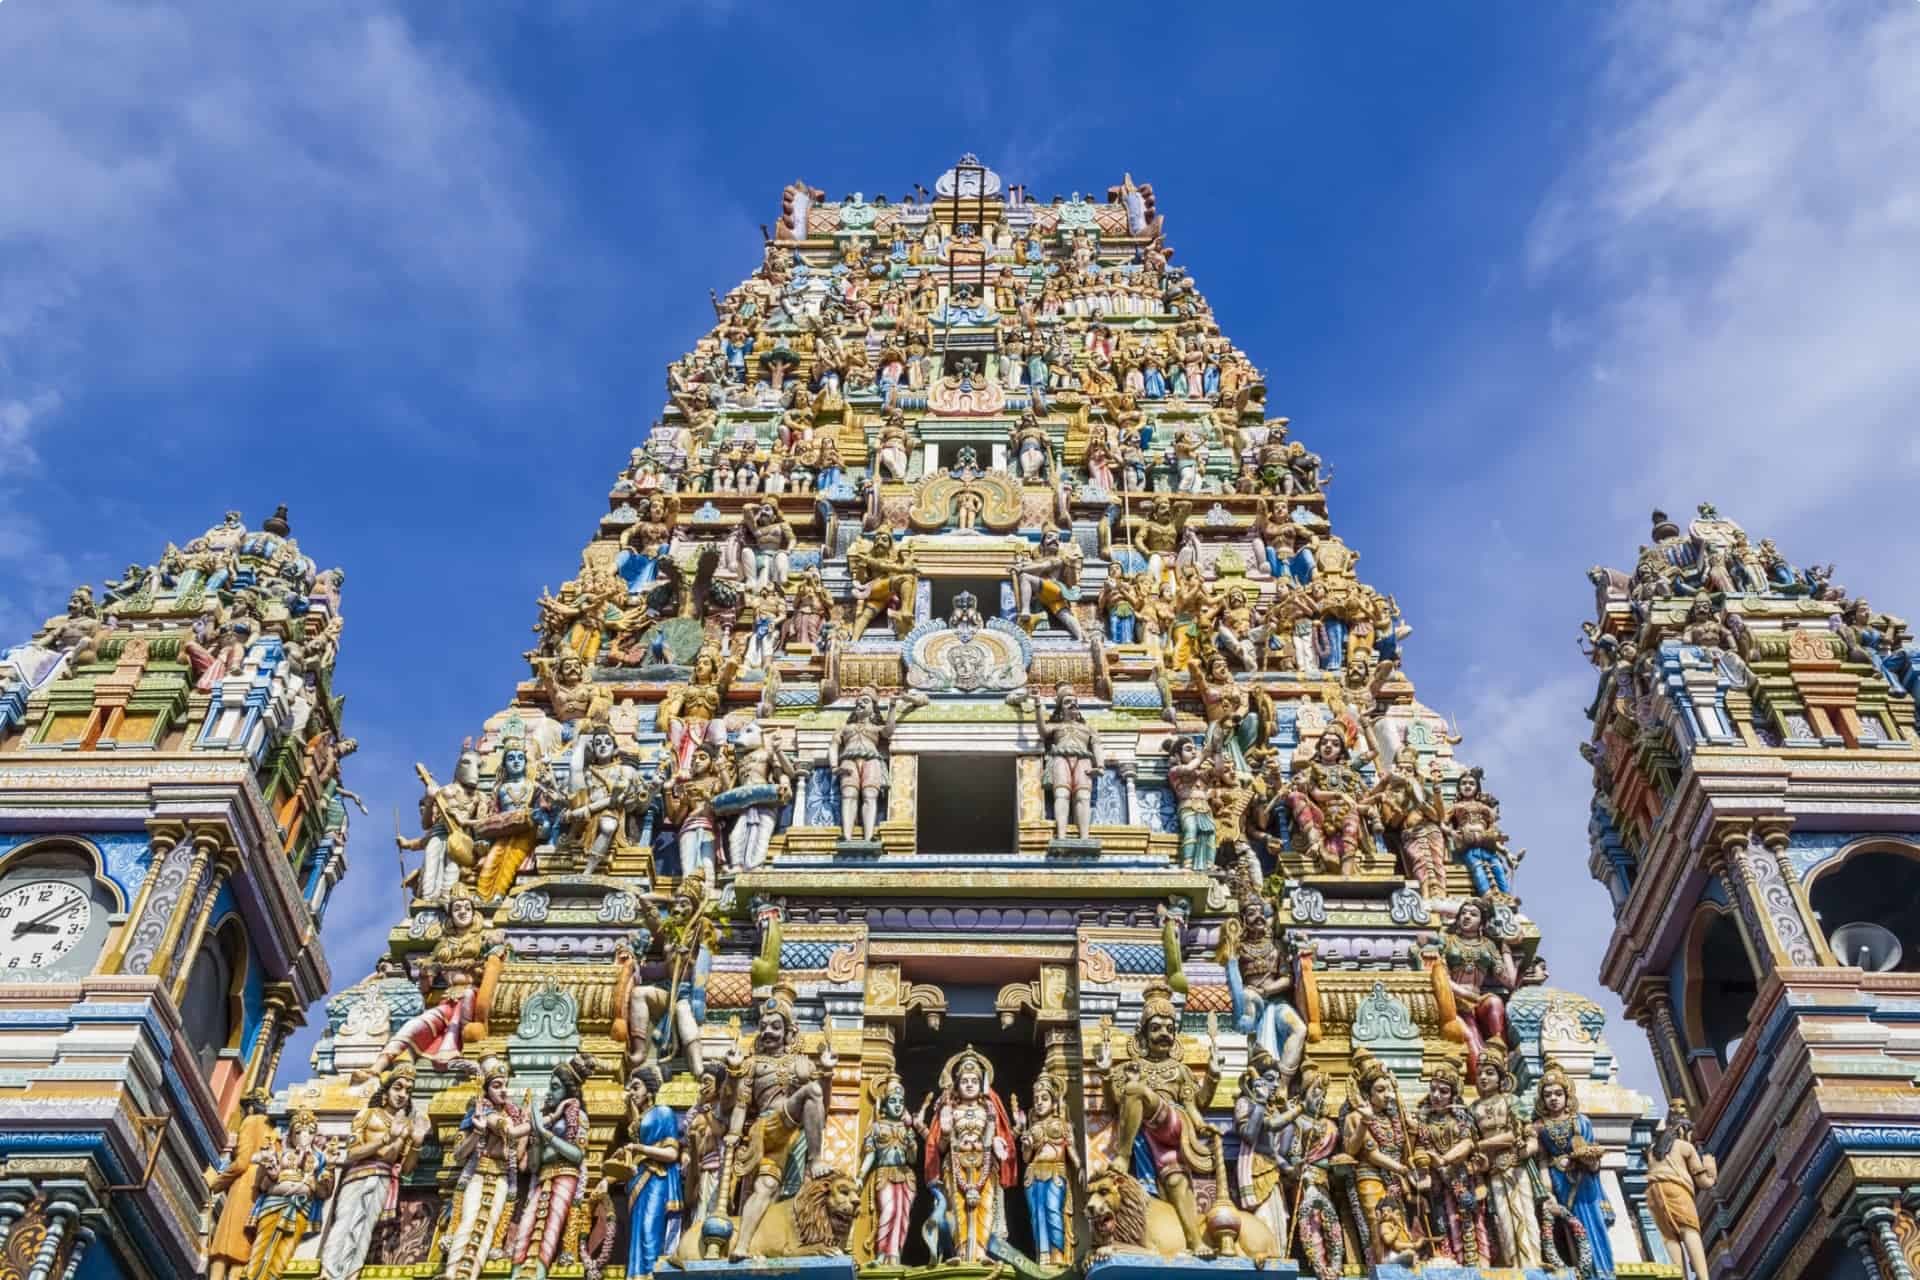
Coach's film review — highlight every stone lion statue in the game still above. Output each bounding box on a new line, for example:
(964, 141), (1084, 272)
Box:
(674, 1171), (861, 1262)
(1084, 1166), (1280, 1262)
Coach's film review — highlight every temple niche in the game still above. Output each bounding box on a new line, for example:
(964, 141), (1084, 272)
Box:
(229, 158), (1682, 1280)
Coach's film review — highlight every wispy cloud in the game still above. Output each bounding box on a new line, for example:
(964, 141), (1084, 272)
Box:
(1403, 0), (1920, 1096)
(0, 1), (564, 413)
(1525, 0), (1920, 544)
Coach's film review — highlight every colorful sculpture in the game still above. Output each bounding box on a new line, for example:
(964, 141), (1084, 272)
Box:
(198, 161), (1680, 1280)
(857, 1074), (920, 1266)
(610, 1065), (682, 1280)
(921, 1046), (1017, 1263)
(318, 1065), (430, 1280)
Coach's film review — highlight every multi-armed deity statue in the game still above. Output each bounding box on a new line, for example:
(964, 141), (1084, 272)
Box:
(186, 159), (1703, 1280)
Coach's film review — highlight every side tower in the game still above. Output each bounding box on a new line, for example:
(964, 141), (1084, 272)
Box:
(0, 508), (353, 1280)
(264, 157), (1664, 1280)
(1582, 505), (1920, 1278)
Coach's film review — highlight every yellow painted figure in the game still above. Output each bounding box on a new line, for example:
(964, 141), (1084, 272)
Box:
(241, 1111), (329, 1280)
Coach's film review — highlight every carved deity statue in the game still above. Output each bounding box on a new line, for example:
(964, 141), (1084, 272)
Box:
(920, 1046), (1017, 1263)
(351, 892), (503, 1083)
(1279, 1068), (1347, 1280)
(1369, 744), (1449, 900)
(1010, 682), (1107, 840)
(829, 687), (927, 842)
(398, 745), (486, 901)
(1230, 1051), (1296, 1249)
(511, 1053), (599, 1280)
(237, 1108), (328, 1280)
(1014, 1069), (1079, 1267)
(1288, 730), (1374, 876)
(317, 1066), (431, 1280)
(617, 878), (716, 1080)
(1012, 526), (1085, 639)
(873, 408), (919, 483)
(1470, 1044), (1543, 1268)
(737, 502), (796, 591)
(721, 987), (833, 1261)
(563, 718), (651, 876)
(610, 1066), (682, 1280)
(1447, 767), (1523, 900)
(1646, 1101), (1716, 1279)
(1415, 1063), (1490, 1266)
(1342, 1048), (1428, 1265)
(443, 1059), (533, 1280)
(858, 1075), (920, 1266)
(1441, 896), (1519, 1079)
(1532, 1062), (1616, 1277)
(847, 530), (919, 638)
(1102, 982), (1224, 1256)
(1217, 887), (1305, 1085)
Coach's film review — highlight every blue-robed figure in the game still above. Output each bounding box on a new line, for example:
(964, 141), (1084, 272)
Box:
(619, 1067), (684, 1280)
(1220, 896), (1306, 1082)
(1534, 1065), (1616, 1278)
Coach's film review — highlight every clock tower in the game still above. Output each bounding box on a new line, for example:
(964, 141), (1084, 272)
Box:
(0, 508), (353, 1280)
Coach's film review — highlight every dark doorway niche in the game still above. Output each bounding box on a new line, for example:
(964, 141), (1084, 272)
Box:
(892, 1009), (1053, 1268)
(930, 574), (1009, 621)
(916, 754), (1018, 855)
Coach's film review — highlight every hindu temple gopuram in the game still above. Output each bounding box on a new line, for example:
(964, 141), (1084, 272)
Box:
(0, 508), (353, 1280)
(0, 158), (1718, 1280)
(1581, 506), (1920, 1279)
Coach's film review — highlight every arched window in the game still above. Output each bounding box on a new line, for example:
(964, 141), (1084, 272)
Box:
(1807, 842), (1920, 972)
(180, 920), (246, 1083)
(1683, 906), (1759, 1072)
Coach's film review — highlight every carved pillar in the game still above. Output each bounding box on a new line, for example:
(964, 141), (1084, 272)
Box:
(0, 1194), (28, 1254)
(1707, 820), (1820, 973)
(54, 1227), (94, 1280)
(139, 827), (219, 980)
(1866, 1202), (1916, 1280)
(168, 843), (240, 1000)
(1850, 1222), (1890, 1280)
(265, 1014), (298, 1088)
(103, 821), (184, 973)
(1629, 978), (1699, 1112)
(25, 1201), (78, 1280)
(1760, 822), (1834, 964)
(242, 982), (297, 1093)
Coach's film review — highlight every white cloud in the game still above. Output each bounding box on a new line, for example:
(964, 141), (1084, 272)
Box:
(1405, 0), (1920, 1098)
(0, 392), (60, 476)
(1526, 0), (1920, 544)
(0, 1), (559, 398)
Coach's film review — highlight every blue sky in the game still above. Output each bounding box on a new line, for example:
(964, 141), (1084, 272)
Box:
(6, 1), (1919, 1095)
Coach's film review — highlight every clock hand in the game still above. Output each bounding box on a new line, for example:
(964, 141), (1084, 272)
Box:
(11, 900), (80, 938)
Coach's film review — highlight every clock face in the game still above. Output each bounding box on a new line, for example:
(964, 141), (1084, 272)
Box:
(0, 880), (95, 972)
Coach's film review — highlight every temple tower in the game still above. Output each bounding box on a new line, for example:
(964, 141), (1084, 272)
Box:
(238, 158), (1677, 1280)
(0, 508), (353, 1280)
(1582, 504), (1920, 1278)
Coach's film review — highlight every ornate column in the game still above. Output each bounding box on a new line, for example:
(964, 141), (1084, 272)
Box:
(241, 982), (296, 1093)
(1865, 1201), (1916, 1280)
(24, 1200), (78, 1280)
(262, 1007), (304, 1091)
(1759, 821), (1835, 964)
(1629, 977), (1700, 1112)
(102, 820), (184, 973)
(167, 842), (241, 1001)
(1706, 820), (1820, 973)
(53, 1226), (94, 1280)
(1850, 1220), (1890, 1280)
(131, 826), (218, 979)
(0, 1193), (29, 1255)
